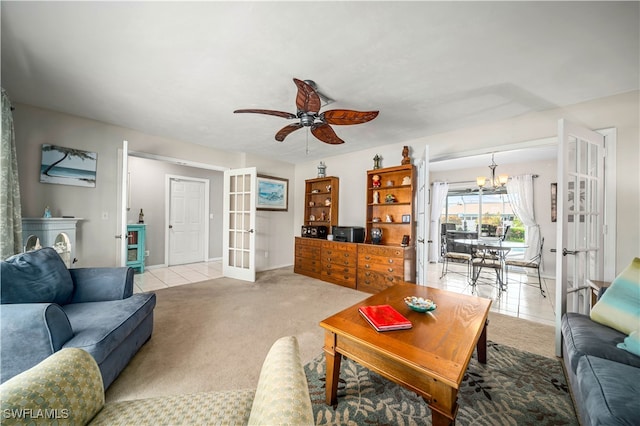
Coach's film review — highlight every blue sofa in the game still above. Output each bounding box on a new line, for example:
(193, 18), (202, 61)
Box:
(561, 257), (640, 426)
(562, 312), (640, 425)
(1, 247), (156, 389)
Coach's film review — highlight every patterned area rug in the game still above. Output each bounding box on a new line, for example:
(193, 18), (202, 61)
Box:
(305, 341), (578, 425)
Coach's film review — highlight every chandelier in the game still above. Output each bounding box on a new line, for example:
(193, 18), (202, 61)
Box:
(476, 153), (508, 189)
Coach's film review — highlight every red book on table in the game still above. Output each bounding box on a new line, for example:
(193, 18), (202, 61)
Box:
(358, 305), (412, 331)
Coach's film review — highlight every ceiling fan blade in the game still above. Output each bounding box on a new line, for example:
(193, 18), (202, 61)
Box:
(275, 123), (303, 142)
(234, 109), (296, 119)
(311, 123), (344, 145)
(293, 78), (321, 114)
(322, 109), (379, 125)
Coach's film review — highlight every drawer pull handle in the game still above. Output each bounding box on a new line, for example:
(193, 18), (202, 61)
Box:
(365, 256), (371, 260)
(365, 264), (370, 269)
(387, 276), (394, 282)
(388, 268), (394, 272)
(388, 259), (394, 264)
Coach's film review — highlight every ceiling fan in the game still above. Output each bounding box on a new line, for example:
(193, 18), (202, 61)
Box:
(234, 78), (379, 145)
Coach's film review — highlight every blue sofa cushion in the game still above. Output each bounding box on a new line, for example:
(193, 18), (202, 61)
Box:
(561, 312), (640, 374)
(1, 248), (73, 305)
(577, 355), (640, 426)
(62, 292), (156, 365)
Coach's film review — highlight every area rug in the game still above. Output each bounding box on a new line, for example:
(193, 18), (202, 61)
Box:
(305, 341), (577, 426)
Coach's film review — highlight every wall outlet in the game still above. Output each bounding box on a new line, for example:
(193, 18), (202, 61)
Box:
(145, 250), (150, 257)
(264, 251), (269, 258)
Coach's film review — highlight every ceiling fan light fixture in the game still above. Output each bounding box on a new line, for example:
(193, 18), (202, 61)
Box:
(234, 78), (378, 145)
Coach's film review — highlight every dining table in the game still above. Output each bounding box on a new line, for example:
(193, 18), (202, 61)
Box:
(453, 239), (528, 291)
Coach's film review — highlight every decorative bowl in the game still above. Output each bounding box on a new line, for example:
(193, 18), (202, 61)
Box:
(404, 296), (436, 313)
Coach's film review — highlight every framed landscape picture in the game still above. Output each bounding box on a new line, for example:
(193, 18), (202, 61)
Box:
(257, 175), (288, 211)
(40, 144), (97, 188)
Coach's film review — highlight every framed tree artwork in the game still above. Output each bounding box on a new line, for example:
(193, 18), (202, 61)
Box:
(40, 144), (97, 188)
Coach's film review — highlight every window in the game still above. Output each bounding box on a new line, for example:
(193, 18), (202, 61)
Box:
(440, 188), (520, 241)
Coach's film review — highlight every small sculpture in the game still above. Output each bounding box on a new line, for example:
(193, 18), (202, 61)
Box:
(401, 146), (411, 165)
(372, 175), (381, 188)
(402, 176), (411, 185)
(385, 214), (393, 223)
(44, 206), (52, 218)
(317, 161), (326, 178)
(321, 211), (326, 221)
(385, 194), (397, 203)
(325, 197), (331, 206)
(373, 191), (380, 204)
(373, 154), (382, 169)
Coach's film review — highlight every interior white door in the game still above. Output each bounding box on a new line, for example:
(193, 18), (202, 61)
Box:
(168, 177), (208, 266)
(555, 119), (605, 355)
(116, 140), (128, 267)
(415, 145), (430, 286)
(222, 167), (256, 282)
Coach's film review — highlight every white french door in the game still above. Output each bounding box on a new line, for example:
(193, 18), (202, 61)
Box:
(555, 119), (606, 355)
(116, 140), (129, 266)
(167, 176), (208, 266)
(415, 145), (430, 285)
(222, 167), (256, 282)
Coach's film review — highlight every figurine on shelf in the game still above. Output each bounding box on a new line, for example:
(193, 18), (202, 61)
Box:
(401, 146), (411, 165)
(385, 214), (394, 223)
(317, 161), (326, 178)
(372, 174), (381, 188)
(321, 211), (326, 221)
(43, 206), (52, 218)
(385, 194), (397, 203)
(326, 185), (331, 192)
(309, 214), (316, 221)
(373, 154), (382, 170)
(325, 197), (331, 206)
(373, 191), (380, 204)
(402, 175), (411, 185)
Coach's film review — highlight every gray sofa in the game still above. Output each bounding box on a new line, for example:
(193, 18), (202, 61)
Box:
(562, 311), (640, 425)
(1, 247), (156, 389)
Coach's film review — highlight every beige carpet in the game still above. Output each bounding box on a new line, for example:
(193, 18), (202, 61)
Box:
(105, 267), (556, 403)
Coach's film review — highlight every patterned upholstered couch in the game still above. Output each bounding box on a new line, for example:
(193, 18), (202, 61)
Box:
(0, 335), (314, 425)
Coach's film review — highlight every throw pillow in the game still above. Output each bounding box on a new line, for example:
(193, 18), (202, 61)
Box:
(1, 247), (74, 305)
(590, 257), (640, 335)
(617, 330), (640, 358)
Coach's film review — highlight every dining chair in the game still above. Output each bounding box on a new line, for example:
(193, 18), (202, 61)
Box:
(440, 236), (472, 281)
(505, 237), (545, 297)
(471, 244), (508, 292)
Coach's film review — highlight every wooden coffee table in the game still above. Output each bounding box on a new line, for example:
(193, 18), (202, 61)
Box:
(320, 282), (492, 426)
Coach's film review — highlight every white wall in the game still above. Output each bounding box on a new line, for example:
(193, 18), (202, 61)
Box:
(293, 91), (639, 276)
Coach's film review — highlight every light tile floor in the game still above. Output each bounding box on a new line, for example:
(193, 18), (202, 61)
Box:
(134, 259), (555, 326)
(133, 261), (223, 293)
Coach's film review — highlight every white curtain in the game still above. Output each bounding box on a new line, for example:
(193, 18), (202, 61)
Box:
(428, 181), (449, 262)
(1, 88), (22, 258)
(506, 174), (539, 262)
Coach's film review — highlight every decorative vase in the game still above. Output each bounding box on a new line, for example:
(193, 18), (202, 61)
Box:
(371, 227), (383, 244)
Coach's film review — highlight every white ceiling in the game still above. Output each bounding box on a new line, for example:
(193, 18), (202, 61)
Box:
(2, 2), (638, 164)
